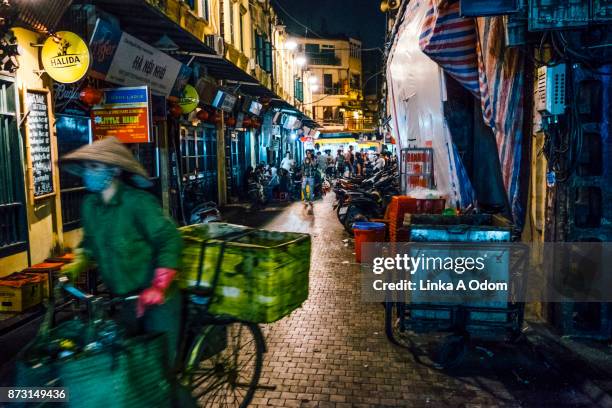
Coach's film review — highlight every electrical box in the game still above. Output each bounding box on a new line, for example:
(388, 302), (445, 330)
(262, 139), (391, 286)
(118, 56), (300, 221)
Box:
(528, 0), (589, 30)
(536, 64), (566, 116)
(593, 0), (612, 22)
(460, 0), (518, 16)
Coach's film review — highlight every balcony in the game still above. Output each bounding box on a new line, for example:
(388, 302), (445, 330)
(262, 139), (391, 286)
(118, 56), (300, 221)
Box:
(307, 53), (341, 66)
(319, 117), (376, 131)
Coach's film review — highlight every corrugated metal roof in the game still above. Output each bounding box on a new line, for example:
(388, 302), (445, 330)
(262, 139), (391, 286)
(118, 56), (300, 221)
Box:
(13, 0), (73, 32)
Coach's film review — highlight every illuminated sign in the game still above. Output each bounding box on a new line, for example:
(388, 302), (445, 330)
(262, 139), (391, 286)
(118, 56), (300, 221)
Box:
(91, 86), (152, 143)
(179, 84), (199, 114)
(41, 31), (90, 83)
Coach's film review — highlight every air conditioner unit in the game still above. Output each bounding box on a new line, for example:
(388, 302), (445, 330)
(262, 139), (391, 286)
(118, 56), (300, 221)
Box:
(205, 35), (225, 56)
(248, 58), (256, 73)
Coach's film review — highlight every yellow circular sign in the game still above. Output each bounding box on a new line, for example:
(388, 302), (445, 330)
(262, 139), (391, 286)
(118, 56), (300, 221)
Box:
(41, 31), (90, 84)
(179, 85), (199, 114)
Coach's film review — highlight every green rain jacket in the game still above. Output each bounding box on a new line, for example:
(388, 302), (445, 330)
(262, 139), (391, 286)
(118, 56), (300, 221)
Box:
(80, 182), (183, 295)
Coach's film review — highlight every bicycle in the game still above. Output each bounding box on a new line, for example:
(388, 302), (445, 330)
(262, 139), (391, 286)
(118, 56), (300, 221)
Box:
(31, 275), (266, 408)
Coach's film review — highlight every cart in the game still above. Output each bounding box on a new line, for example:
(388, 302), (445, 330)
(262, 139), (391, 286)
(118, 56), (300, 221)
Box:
(384, 214), (528, 369)
(17, 237), (272, 408)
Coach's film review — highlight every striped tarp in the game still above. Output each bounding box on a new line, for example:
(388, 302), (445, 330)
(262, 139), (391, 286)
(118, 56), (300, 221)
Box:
(417, 0), (525, 229)
(476, 16), (526, 229)
(418, 0), (482, 99)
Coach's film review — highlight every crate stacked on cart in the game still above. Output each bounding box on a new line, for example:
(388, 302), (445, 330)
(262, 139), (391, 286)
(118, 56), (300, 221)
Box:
(377, 196), (446, 242)
(400, 148), (434, 194)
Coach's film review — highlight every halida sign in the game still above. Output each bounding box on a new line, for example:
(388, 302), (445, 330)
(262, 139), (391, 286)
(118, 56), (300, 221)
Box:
(41, 31), (91, 83)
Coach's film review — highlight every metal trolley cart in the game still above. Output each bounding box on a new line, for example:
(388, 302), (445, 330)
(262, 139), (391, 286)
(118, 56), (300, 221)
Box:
(384, 214), (528, 369)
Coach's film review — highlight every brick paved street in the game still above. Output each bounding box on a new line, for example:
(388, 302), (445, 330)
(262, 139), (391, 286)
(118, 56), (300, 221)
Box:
(225, 195), (601, 408)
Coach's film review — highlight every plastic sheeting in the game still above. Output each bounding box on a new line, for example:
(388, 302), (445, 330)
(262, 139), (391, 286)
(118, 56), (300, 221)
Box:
(387, 0), (473, 209)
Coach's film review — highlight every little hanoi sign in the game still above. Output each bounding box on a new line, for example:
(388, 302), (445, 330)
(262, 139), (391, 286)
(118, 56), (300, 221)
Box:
(41, 31), (90, 83)
(91, 86), (152, 143)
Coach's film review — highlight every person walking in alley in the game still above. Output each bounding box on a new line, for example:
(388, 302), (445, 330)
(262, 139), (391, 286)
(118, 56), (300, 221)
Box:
(355, 152), (364, 176)
(336, 149), (346, 177)
(60, 137), (183, 368)
(301, 150), (318, 213)
(345, 145), (355, 175)
(281, 152), (295, 173)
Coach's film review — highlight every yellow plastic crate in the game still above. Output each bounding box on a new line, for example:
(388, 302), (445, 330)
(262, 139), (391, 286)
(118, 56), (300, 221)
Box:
(180, 223), (311, 323)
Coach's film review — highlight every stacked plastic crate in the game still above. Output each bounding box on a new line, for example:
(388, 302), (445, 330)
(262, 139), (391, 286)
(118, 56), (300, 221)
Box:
(385, 197), (446, 242)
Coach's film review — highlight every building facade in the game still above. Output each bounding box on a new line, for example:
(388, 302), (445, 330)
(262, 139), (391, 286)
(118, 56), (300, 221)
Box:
(294, 35), (372, 135)
(0, 0), (316, 276)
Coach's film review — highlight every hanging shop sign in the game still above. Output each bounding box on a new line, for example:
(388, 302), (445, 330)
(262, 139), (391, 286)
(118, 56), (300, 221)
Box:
(53, 82), (89, 116)
(24, 89), (55, 199)
(41, 31), (90, 84)
(89, 19), (191, 98)
(91, 86), (152, 143)
(179, 84), (199, 114)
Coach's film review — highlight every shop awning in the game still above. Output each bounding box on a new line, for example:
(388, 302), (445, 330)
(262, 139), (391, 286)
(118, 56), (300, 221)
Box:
(82, 0), (318, 125)
(75, 0), (216, 54)
(13, 0), (73, 32)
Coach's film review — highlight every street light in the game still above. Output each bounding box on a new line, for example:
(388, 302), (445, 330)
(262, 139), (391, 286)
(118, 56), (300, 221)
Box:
(308, 75), (318, 85)
(296, 55), (307, 67)
(311, 84), (319, 92)
(286, 39), (298, 51)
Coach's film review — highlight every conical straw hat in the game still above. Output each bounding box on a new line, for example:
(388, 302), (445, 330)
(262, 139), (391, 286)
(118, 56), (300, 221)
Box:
(61, 136), (152, 188)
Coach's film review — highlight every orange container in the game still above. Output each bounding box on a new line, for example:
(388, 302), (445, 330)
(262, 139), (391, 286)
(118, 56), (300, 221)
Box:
(353, 222), (386, 263)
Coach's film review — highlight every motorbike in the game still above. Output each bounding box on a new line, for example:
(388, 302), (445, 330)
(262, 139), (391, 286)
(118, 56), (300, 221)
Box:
(182, 173), (222, 225)
(189, 201), (222, 225)
(333, 165), (400, 233)
(247, 177), (266, 211)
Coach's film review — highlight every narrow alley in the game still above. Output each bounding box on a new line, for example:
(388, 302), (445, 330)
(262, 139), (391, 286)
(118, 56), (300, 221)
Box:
(224, 196), (595, 408)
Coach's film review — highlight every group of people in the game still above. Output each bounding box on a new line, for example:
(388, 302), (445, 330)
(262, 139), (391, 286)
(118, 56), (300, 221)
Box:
(243, 147), (393, 214)
(333, 146), (390, 178)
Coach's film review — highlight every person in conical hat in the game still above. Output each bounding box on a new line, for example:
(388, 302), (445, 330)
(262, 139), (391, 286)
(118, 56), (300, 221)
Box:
(60, 136), (183, 367)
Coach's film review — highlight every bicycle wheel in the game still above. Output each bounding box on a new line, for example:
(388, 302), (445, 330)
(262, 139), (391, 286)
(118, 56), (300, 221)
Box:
(187, 321), (264, 408)
(385, 301), (410, 346)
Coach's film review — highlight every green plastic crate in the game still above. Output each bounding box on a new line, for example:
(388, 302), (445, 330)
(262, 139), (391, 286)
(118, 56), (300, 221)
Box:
(180, 223), (311, 323)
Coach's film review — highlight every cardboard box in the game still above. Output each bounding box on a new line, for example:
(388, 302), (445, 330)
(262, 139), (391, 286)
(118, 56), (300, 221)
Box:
(0, 273), (43, 312)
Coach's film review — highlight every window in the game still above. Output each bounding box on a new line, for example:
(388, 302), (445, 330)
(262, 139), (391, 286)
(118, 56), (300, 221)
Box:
(350, 42), (361, 59)
(323, 74), (333, 92)
(305, 43), (320, 55)
(294, 78), (303, 102)
(264, 40), (272, 73)
(239, 5), (246, 52)
(0, 78), (26, 256)
(57, 115), (91, 231)
(256, 33), (264, 67)
(351, 73), (361, 90)
(228, 2), (235, 45)
(200, 0), (210, 21)
(239, 11), (244, 51)
(180, 127), (218, 202)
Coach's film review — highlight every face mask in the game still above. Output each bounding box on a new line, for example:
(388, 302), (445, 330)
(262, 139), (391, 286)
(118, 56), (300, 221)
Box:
(82, 166), (116, 193)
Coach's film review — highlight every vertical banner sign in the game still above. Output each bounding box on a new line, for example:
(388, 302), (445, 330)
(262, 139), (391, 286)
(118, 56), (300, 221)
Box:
(89, 19), (192, 98)
(25, 90), (54, 198)
(91, 86), (152, 143)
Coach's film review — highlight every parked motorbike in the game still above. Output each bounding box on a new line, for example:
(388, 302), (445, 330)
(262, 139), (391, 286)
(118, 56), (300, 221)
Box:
(189, 201), (222, 225)
(182, 173), (222, 225)
(333, 165), (400, 233)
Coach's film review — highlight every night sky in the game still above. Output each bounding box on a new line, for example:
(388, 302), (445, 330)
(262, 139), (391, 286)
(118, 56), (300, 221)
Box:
(273, 0), (386, 49)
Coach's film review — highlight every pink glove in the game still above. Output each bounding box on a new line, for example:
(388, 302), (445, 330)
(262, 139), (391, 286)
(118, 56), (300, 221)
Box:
(137, 268), (177, 317)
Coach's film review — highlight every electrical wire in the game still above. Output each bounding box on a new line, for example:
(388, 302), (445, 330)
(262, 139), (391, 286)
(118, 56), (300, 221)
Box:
(270, 0), (323, 39)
